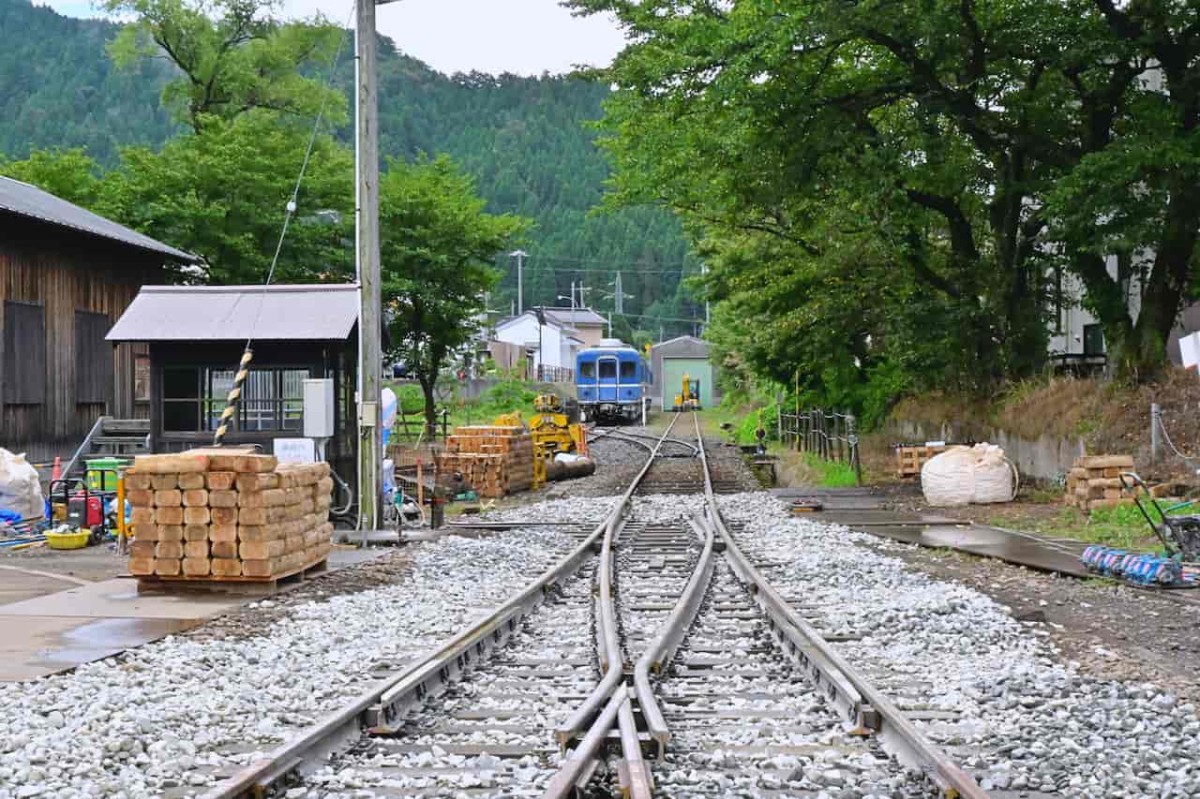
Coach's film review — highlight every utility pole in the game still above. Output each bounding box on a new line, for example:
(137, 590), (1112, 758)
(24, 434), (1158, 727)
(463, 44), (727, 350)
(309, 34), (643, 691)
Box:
(511, 250), (527, 315)
(356, 0), (383, 535)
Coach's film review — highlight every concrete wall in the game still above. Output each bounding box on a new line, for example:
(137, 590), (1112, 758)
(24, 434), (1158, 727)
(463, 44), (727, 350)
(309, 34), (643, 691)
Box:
(885, 418), (1086, 482)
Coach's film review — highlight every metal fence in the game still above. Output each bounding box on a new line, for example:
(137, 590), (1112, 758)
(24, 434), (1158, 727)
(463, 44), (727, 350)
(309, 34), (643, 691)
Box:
(779, 408), (862, 485)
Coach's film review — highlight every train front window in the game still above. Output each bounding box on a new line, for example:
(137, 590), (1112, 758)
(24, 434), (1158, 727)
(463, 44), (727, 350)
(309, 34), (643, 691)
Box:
(580, 361), (596, 379)
(599, 360), (617, 379)
(620, 361), (637, 380)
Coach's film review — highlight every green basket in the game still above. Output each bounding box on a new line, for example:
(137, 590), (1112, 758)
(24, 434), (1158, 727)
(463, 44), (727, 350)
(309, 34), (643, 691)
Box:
(85, 458), (123, 491)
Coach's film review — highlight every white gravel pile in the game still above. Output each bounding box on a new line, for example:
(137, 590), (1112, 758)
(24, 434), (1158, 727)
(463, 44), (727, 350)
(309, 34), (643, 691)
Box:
(305, 567), (597, 797)
(0, 528), (575, 799)
(484, 496), (618, 526)
(718, 493), (1200, 797)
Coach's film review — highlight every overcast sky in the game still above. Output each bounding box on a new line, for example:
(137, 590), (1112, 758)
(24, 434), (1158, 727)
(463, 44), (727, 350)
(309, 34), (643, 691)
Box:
(42, 0), (628, 76)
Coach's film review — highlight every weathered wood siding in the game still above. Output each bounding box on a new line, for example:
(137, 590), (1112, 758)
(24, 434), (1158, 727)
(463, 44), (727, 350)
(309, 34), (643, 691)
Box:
(0, 214), (163, 462)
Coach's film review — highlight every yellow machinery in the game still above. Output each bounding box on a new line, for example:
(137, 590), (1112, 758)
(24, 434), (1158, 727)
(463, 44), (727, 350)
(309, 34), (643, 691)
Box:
(529, 394), (587, 487)
(497, 394), (587, 488)
(671, 374), (702, 412)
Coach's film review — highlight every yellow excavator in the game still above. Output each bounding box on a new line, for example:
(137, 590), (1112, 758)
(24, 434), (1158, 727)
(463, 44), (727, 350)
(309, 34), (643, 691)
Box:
(671, 374), (702, 412)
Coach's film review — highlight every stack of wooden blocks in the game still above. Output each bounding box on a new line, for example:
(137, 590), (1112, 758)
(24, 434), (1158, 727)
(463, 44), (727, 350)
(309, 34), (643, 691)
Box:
(1065, 454), (1135, 512)
(437, 425), (534, 498)
(896, 444), (948, 478)
(126, 449), (334, 582)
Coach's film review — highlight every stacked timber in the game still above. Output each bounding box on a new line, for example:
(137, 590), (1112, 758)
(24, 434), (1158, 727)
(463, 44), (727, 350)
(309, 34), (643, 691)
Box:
(896, 445), (948, 478)
(437, 425), (534, 498)
(1065, 454), (1135, 512)
(126, 449), (333, 581)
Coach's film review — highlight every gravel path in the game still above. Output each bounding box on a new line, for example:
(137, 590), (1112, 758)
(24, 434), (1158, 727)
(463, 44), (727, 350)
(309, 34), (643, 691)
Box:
(0, 529), (576, 799)
(719, 492), (1200, 797)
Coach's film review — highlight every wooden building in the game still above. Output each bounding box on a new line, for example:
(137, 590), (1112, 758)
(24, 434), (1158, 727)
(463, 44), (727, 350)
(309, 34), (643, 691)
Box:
(0, 176), (196, 463)
(107, 284), (364, 493)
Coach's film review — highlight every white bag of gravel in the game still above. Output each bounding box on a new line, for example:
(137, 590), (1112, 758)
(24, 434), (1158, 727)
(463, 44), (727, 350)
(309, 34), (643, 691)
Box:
(921, 446), (976, 506)
(0, 448), (45, 520)
(921, 444), (1017, 506)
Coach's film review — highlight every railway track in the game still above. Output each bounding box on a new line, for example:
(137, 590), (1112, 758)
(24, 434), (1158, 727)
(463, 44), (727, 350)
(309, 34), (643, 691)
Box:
(201, 413), (987, 798)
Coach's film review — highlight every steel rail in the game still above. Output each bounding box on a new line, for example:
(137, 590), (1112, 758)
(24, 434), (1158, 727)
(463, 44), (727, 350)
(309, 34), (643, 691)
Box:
(202, 417), (680, 799)
(631, 513), (714, 758)
(694, 414), (989, 799)
(544, 414), (683, 798)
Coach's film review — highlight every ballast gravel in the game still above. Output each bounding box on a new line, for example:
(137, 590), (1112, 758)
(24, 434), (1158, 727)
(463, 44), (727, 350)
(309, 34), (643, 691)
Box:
(0, 528), (575, 799)
(719, 493), (1200, 798)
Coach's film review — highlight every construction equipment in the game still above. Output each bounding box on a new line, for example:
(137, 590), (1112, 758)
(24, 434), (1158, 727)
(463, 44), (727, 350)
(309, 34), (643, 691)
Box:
(671, 374), (702, 412)
(1079, 472), (1198, 588)
(529, 394), (587, 488)
(496, 394), (589, 489)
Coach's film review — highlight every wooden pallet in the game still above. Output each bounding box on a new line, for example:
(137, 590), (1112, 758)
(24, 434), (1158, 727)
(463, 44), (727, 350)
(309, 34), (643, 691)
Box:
(896, 445), (948, 477)
(135, 556), (328, 595)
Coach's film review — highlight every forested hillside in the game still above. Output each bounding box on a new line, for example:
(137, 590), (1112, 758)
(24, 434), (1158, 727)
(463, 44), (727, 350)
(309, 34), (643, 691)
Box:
(0, 0), (701, 338)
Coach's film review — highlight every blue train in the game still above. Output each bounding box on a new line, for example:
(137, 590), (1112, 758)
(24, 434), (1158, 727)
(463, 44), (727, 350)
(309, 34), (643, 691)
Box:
(576, 341), (651, 424)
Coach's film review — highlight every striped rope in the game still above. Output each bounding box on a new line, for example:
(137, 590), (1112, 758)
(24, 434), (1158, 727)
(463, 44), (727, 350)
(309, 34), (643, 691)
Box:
(212, 348), (253, 447)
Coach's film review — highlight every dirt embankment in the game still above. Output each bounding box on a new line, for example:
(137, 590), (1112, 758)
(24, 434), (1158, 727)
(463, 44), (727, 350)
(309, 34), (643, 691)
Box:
(879, 368), (1200, 485)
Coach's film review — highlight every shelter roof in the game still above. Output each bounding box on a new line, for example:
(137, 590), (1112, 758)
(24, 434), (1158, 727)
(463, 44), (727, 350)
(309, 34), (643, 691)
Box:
(107, 284), (360, 342)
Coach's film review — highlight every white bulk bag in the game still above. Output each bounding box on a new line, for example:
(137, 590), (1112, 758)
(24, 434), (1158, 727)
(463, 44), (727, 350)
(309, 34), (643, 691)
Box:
(972, 443), (1017, 504)
(921, 446), (977, 507)
(920, 443), (1018, 506)
(0, 448), (45, 520)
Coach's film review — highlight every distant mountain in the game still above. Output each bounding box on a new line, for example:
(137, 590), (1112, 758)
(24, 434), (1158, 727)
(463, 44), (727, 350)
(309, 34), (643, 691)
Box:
(0, 0), (703, 337)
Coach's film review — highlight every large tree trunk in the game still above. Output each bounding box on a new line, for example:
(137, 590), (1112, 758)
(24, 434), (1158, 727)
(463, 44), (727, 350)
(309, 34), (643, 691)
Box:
(419, 374), (438, 440)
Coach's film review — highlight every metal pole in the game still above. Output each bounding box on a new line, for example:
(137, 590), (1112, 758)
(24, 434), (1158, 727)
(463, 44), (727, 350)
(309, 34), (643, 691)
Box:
(1150, 403), (1161, 464)
(848, 414), (862, 485)
(511, 250), (526, 315)
(356, 0), (382, 534)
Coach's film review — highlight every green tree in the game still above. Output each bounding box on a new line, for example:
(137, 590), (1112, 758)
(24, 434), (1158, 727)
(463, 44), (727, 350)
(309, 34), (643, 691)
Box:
(380, 156), (529, 431)
(100, 111), (353, 283)
(105, 0), (345, 133)
(573, 0), (1200, 399)
(0, 148), (102, 206)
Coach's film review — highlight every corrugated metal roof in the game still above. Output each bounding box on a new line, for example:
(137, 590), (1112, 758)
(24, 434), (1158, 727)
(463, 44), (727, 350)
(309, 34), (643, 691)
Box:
(0, 176), (198, 262)
(652, 334), (709, 353)
(107, 284), (360, 342)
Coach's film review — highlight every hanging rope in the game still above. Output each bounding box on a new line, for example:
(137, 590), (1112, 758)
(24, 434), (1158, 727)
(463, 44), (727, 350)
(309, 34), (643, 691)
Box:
(212, 2), (356, 446)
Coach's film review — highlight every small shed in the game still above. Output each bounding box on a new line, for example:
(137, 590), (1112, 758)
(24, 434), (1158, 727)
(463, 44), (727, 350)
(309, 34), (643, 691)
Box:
(651, 335), (719, 409)
(107, 284), (362, 491)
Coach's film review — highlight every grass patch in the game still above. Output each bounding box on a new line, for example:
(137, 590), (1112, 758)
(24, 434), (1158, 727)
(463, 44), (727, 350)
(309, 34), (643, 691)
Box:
(1031, 504), (1159, 551)
(776, 448), (860, 488)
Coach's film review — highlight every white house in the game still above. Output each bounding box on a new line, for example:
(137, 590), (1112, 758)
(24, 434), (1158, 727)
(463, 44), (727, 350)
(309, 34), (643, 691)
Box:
(494, 308), (585, 379)
(1049, 251), (1200, 372)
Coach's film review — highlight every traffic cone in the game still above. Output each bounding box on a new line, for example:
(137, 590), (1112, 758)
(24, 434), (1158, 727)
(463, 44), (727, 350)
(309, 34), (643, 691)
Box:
(51, 456), (62, 482)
